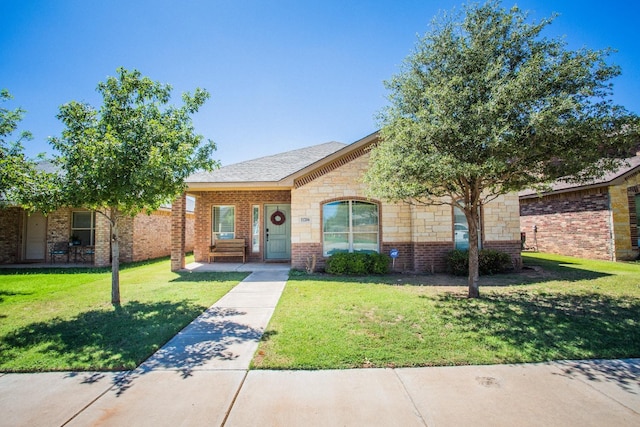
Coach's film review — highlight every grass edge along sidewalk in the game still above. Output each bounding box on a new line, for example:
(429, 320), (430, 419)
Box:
(253, 253), (640, 369)
(0, 257), (248, 372)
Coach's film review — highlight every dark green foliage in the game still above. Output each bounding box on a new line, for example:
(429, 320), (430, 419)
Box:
(447, 249), (512, 276)
(479, 250), (513, 275)
(325, 252), (391, 275)
(446, 250), (471, 276)
(369, 252), (392, 274)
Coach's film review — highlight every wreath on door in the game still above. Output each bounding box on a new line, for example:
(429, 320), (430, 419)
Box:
(270, 209), (286, 225)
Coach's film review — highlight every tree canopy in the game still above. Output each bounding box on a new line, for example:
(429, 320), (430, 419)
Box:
(364, 1), (639, 297)
(0, 89), (36, 205)
(48, 67), (218, 304)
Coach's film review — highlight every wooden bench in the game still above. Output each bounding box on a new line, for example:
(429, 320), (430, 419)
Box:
(208, 238), (246, 263)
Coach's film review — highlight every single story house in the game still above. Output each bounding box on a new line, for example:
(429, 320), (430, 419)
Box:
(170, 132), (522, 272)
(519, 154), (640, 261)
(0, 202), (196, 266)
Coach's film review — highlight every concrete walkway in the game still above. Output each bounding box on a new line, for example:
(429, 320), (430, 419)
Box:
(1, 267), (639, 426)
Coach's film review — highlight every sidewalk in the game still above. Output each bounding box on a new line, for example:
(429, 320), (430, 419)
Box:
(1, 267), (639, 426)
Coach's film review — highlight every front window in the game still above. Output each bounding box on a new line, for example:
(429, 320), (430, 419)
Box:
(323, 200), (379, 256)
(71, 211), (95, 246)
(454, 204), (481, 250)
(252, 205), (260, 253)
(212, 205), (235, 242)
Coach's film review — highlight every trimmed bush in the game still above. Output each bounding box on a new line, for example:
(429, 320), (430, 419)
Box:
(446, 249), (470, 276)
(479, 249), (513, 275)
(446, 249), (512, 276)
(325, 252), (391, 275)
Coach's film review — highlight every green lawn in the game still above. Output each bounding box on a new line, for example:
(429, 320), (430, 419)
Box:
(253, 253), (640, 369)
(0, 257), (248, 372)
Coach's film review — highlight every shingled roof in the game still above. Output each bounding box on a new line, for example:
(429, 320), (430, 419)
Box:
(187, 141), (347, 184)
(519, 155), (640, 198)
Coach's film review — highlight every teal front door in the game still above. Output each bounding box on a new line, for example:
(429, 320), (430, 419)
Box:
(265, 204), (291, 260)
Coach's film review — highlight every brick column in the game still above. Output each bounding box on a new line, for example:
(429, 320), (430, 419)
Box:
(94, 211), (111, 267)
(171, 192), (186, 271)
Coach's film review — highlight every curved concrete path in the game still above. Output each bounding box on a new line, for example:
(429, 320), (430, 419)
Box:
(1, 267), (639, 426)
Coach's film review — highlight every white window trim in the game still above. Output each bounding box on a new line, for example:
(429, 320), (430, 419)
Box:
(322, 200), (379, 256)
(212, 205), (236, 243)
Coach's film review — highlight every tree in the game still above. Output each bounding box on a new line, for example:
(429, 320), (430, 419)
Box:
(0, 89), (35, 204)
(49, 67), (218, 305)
(364, 1), (639, 298)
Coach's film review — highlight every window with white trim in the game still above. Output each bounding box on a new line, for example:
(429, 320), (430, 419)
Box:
(71, 211), (96, 246)
(322, 200), (379, 256)
(212, 205), (235, 242)
(252, 205), (260, 253)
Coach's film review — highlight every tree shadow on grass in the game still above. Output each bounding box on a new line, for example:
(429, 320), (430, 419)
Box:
(0, 300), (208, 373)
(434, 290), (640, 391)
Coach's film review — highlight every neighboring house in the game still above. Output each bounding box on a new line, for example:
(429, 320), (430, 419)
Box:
(171, 132), (522, 272)
(519, 155), (640, 261)
(0, 200), (196, 266)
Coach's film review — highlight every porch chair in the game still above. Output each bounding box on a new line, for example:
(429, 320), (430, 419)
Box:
(81, 246), (95, 263)
(49, 241), (70, 263)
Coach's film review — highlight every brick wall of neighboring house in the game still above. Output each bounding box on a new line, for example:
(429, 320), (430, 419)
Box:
(131, 209), (196, 262)
(191, 190), (291, 263)
(520, 188), (613, 260)
(0, 207), (23, 264)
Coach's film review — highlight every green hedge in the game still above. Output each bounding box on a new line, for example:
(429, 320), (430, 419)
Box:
(446, 249), (512, 276)
(325, 252), (391, 275)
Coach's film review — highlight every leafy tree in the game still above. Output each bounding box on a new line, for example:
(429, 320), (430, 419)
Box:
(0, 89), (35, 204)
(364, 1), (639, 298)
(49, 67), (218, 304)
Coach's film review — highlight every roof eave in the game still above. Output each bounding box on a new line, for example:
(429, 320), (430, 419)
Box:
(186, 180), (294, 192)
(519, 161), (640, 199)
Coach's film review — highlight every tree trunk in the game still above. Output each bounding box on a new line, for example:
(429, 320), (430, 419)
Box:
(110, 208), (121, 305)
(466, 207), (480, 298)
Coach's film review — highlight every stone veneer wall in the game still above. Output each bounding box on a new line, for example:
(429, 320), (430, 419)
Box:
(191, 190), (291, 263)
(519, 188), (613, 260)
(291, 151), (522, 272)
(609, 170), (640, 260)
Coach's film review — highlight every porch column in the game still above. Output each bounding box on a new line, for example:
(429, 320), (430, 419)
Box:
(171, 192), (186, 271)
(94, 212), (111, 267)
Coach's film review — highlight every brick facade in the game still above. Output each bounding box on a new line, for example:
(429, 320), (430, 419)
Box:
(0, 207), (23, 264)
(190, 190), (291, 263)
(519, 163), (640, 262)
(1, 206), (193, 266)
(520, 189), (614, 260)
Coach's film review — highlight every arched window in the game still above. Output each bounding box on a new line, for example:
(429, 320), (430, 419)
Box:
(322, 200), (379, 256)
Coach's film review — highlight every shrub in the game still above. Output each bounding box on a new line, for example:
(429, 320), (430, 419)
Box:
(479, 249), (512, 275)
(325, 252), (391, 275)
(369, 252), (392, 274)
(446, 249), (470, 276)
(446, 249), (512, 276)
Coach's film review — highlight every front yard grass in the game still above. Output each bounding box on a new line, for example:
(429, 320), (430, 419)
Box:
(253, 253), (640, 369)
(0, 257), (248, 372)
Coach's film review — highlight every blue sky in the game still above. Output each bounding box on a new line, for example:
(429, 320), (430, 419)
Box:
(2, 0), (638, 166)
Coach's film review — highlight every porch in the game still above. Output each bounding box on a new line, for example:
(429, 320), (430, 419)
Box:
(183, 261), (291, 273)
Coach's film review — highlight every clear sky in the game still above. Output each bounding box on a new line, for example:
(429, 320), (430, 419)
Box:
(2, 0), (638, 166)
